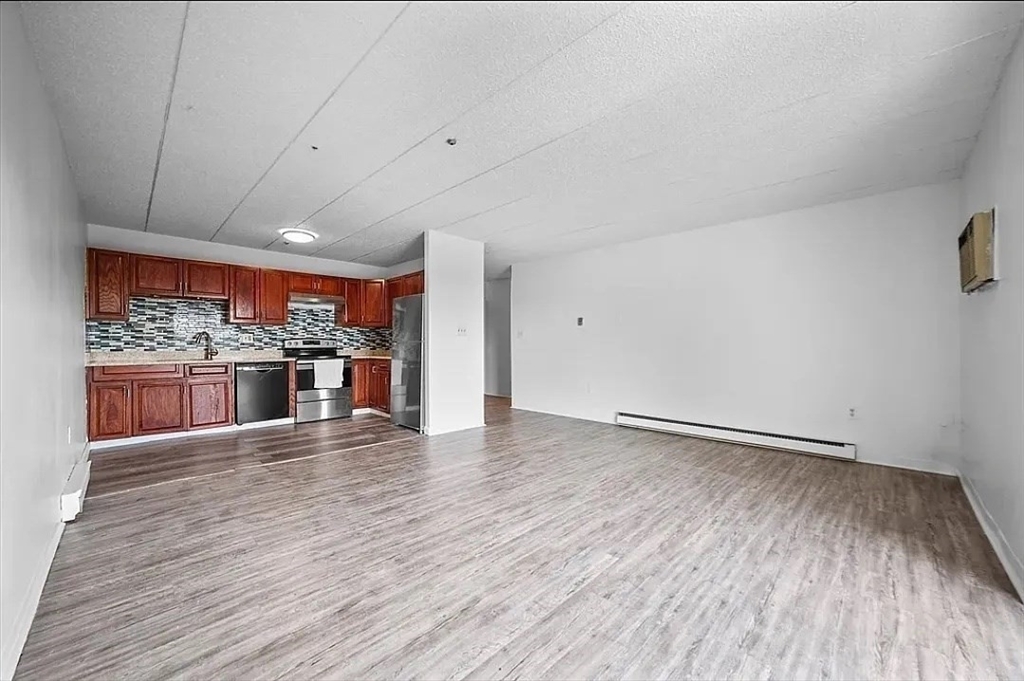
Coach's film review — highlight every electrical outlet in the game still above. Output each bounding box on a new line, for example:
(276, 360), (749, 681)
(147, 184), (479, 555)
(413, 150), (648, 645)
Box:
(848, 407), (857, 419)
(240, 333), (254, 343)
(577, 317), (584, 327)
(456, 326), (468, 337)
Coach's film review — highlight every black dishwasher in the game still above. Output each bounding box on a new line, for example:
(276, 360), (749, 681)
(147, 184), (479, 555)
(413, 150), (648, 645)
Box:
(235, 362), (289, 425)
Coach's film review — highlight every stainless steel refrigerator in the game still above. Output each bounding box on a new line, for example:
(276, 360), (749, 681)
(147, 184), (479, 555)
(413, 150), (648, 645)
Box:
(391, 294), (423, 431)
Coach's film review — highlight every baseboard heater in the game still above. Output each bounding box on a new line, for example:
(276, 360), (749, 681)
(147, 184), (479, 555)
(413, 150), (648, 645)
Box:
(615, 412), (856, 461)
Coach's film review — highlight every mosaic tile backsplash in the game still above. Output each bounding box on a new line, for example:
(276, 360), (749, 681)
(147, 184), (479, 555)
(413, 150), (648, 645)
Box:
(86, 297), (391, 352)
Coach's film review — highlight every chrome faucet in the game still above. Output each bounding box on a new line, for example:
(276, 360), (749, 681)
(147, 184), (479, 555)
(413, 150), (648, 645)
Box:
(191, 331), (218, 361)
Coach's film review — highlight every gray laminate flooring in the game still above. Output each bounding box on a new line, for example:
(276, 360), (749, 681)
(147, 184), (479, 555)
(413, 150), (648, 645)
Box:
(15, 398), (1024, 679)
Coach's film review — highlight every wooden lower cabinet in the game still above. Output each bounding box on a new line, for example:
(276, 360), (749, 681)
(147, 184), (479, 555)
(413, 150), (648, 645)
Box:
(88, 363), (235, 440)
(352, 359), (370, 408)
(186, 379), (233, 430)
(88, 380), (132, 440)
(133, 379), (187, 435)
(369, 360), (391, 413)
(352, 358), (389, 412)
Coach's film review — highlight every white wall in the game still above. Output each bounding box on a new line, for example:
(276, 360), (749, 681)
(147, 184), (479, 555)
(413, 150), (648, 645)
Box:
(424, 231), (484, 435)
(512, 183), (962, 473)
(88, 223), (388, 279)
(957, 36), (1023, 594)
(485, 278), (512, 397)
(0, 4), (87, 678)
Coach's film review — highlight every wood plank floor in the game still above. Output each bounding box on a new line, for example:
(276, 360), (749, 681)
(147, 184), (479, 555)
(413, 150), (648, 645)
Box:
(16, 397), (1023, 680)
(87, 414), (417, 498)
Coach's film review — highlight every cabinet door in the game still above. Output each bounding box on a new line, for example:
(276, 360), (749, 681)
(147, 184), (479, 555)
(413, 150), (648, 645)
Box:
(88, 380), (131, 440)
(229, 266), (260, 324)
(289, 272), (317, 294)
(379, 366), (391, 414)
(130, 254), (182, 296)
(186, 379), (233, 430)
(260, 269), (289, 324)
(406, 271), (424, 295)
(183, 260), (229, 299)
(133, 380), (186, 435)
(338, 279), (363, 326)
(352, 360), (369, 408)
(87, 249), (129, 320)
(362, 279), (387, 327)
(386, 278), (404, 328)
(318, 276), (343, 297)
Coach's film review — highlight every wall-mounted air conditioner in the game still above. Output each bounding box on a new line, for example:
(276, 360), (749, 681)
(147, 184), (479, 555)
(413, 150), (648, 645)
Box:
(959, 209), (996, 293)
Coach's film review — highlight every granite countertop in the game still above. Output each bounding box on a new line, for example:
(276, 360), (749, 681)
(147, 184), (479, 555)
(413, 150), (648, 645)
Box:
(85, 349), (391, 367)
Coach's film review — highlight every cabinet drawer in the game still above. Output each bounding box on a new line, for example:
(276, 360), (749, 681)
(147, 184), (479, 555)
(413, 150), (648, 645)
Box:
(91, 364), (183, 381)
(186, 363), (230, 377)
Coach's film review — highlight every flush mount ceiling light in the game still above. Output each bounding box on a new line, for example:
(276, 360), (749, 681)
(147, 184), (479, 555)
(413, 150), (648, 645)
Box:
(278, 227), (318, 244)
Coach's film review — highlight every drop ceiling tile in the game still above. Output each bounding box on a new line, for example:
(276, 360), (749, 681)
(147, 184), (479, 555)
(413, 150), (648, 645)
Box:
(147, 1), (406, 241)
(218, 1), (630, 243)
(20, 1), (188, 229)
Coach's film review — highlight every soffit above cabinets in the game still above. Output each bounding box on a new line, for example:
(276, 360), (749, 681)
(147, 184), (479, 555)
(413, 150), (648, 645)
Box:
(20, 1), (1024, 278)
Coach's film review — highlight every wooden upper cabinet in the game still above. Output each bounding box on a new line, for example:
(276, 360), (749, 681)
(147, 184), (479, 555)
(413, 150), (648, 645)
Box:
(386, 278), (404, 327)
(229, 266), (260, 324)
(183, 261), (229, 299)
(259, 269), (288, 325)
(336, 278), (363, 326)
(289, 272), (317, 294)
(319, 276), (343, 297)
(87, 249), (129, 320)
(406, 270), (424, 295)
(88, 380), (131, 440)
(362, 279), (387, 327)
(133, 379), (187, 435)
(130, 254), (182, 296)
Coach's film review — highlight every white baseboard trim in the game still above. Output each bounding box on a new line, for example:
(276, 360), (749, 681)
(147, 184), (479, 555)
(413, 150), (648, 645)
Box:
(959, 473), (1024, 600)
(1, 521), (65, 681)
(60, 458), (91, 522)
(352, 408), (390, 417)
(855, 455), (959, 477)
(90, 417), (295, 451)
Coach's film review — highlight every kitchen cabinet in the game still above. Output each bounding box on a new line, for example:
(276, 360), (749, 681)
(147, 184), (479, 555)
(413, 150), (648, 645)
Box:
(406, 271), (424, 295)
(336, 278), (363, 327)
(133, 379), (187, 435)
(85, 248), (408, 329)
(352, 359), (370, 408)
(259, 269), (289, 324)
(362, 279), (387, 327)
(87, 249), (129, 321)
(318, 276), (343, 297)
(130, 254), (182, 296)
(386, 278), (403, 327)
(289, 272), (343, 297)
(92, 364), (182, 381)
(186, 378), (233, 430)
(369, 359), (391, 413)
(88, 363), (234, 441)
(229, 266), (260, 324)
(384, 271), (424, 327)
(88, 380), (132, 440)
(183, 260), (230, 299)
(289, 272), (317, 294)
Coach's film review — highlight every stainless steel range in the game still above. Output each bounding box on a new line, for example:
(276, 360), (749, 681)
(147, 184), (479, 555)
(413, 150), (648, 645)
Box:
(283, 339), (352, 423)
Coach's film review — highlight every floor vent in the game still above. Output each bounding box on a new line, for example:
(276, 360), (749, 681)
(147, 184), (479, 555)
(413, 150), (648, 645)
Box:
(614, 412), (856, 461)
